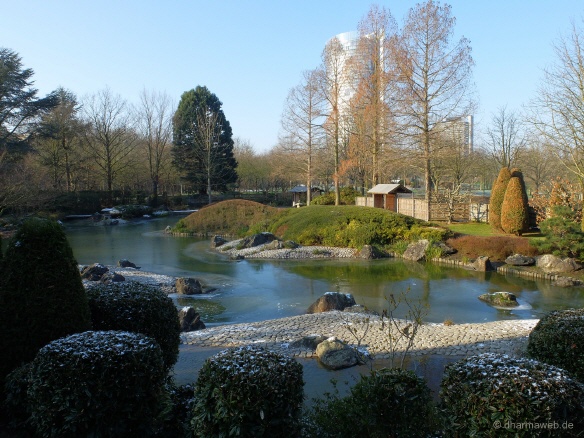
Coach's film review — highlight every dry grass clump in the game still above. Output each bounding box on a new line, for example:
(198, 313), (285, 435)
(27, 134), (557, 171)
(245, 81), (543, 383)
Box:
(446, 235), (539, 262)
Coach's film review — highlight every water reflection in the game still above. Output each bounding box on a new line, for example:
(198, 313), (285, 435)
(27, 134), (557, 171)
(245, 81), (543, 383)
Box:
(64, 217), (584, 326)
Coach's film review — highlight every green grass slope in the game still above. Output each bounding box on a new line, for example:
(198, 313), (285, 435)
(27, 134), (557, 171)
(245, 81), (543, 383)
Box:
(266, 205), (448, 249)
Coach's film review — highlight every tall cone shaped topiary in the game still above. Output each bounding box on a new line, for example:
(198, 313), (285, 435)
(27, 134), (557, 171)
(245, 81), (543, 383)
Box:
(489, 167), (511, 230)
(0, 218), (91, 387)
(501, 175), (529, 236)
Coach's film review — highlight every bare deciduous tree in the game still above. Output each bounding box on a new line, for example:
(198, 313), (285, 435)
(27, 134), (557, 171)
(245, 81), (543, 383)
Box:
(485, 106), (525, 169)
(317, 37), (349, 206)
(280, 69), (325, 205)
(529, 19), (584, 191)
(137, 89), (173, 206)
(82, 87), (137, 205)
(394, 0), (475, 201)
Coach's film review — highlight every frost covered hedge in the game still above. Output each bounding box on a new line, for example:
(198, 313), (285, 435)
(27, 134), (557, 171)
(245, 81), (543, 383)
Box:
(86, 281), (180, 370)
(527, 308), (584, 381)
(305, 368), (438, 438)
(440, 353), (584, 437)
(27, 331), (166, 438)
(0, 217), (91, 387)
(191, 345), (304, 437)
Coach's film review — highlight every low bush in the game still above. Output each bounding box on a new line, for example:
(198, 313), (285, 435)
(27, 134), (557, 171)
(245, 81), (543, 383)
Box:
(191, 345), (304, 437)
(532, 206), (584, 261)
(440, 353), (584, 437)
(27, 331), (167, 438)
(3, 362), (34, 434)
(527, 308), (584, 381)
(305, 368), (438, 438)
(117, 204), (153, 219)
(86, 282), (180, 371)
(446, 234), (538, 262)
(157, 381), (195, 438)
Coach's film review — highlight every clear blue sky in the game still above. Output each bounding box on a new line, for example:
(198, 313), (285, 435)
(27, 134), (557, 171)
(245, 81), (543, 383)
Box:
(1, 0), (583, 152)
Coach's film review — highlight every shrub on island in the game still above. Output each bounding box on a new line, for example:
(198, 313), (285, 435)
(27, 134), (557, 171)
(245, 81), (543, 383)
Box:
(527, 308), (584, 381)
(0, 217), (91, 387)
(191, 345), (304, 437)
(86, 281), (180, 371)
(440, 353), (584, 437)
(27, 331), (166, 438)
(305, 368), (438, 437)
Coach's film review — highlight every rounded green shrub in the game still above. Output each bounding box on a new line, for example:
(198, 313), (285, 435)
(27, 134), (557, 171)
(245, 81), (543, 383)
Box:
(527, 308), (584, 381)
(157, 381), (195, 438)
(306, 368), (438, 438)
(500, 173), (529, 236)
(191, 345), (304, 437)
(27, 330), (166, 438)
(0, 217), (91, 386)
(440, 353), (584, 437)
(86, 281), (180, 371)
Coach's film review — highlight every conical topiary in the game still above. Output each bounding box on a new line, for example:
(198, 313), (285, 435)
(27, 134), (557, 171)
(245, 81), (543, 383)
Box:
(501, 175), (529, 236)
(0, 218), (91, 386)
(489, 167), (511, 231)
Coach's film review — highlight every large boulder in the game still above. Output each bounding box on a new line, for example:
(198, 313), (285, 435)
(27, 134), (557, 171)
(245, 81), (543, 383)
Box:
(472, 256), (494, 272)
(537, 254), (582, 273)
(478, 292), (518, 307)
(178, 307), (206, 332)
(505, 254), (535, 266)
(402, 239), (430, 261)
(239, 232), (276, 249)
(81, 263), (109, 281)
(316, 337), (360, 370)
(175, 277), (203, 295)
(307, 292), (357, 313)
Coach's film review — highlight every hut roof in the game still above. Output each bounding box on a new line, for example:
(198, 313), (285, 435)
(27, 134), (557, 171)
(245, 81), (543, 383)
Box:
(289, 185), (308, 193)
(367, 184), (412, 195)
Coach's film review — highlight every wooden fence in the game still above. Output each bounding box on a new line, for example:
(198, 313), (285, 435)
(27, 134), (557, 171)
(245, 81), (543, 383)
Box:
(356, 194), (489, 223)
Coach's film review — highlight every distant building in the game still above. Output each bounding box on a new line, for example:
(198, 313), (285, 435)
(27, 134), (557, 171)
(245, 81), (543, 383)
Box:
(437, 115), (474, 153)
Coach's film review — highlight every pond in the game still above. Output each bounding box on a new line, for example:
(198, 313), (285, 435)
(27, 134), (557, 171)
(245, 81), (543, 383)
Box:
(64, 216), (584, 326)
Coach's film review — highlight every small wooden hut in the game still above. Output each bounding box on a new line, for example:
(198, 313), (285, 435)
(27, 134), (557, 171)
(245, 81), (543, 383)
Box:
(367, 184), (412, 211)
(289, 185), (322, 207)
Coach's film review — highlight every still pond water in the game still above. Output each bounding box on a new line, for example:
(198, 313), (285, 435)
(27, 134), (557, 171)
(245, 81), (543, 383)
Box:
(64, 216), (584, 326)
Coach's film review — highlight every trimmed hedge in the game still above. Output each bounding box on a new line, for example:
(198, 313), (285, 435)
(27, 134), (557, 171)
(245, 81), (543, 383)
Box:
(86, 282), (180, 371)
(440, 353), (584, 437)
(489, 167), (511, 231)
(191, 345), (304, 437)
(501, 172), (529, 235)
(527, 308), (584, 381)
(0, 217), (91, 386)
(27, 331), (166, 438)
(305, 368), (438, 438)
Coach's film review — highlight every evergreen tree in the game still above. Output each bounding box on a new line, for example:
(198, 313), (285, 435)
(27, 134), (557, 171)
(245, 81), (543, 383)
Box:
(0, 218), (91, 386)
(172, 86), (237, 203)
(489, 167), (511, 230)
(501, 174), (529, 235)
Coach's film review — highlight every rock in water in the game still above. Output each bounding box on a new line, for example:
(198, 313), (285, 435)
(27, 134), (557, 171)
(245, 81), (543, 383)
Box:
(478, 292), (519, 307)
(175, 277), (203, 295)
(178, 307), (206, 332)
(307, 292), (357, 313)
(316, 337), (360, 370)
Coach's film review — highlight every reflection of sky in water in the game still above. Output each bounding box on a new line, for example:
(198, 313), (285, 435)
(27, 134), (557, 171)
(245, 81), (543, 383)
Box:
(65, 217), (584, 326)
